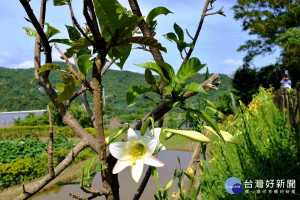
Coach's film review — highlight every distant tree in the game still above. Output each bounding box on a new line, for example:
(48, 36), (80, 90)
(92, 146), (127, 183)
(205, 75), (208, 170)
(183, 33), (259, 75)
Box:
(216, 92), (234, 115)
(233, 0), (300, 63)
(232, 65), (258, 105)
(276, 28), (300, 83)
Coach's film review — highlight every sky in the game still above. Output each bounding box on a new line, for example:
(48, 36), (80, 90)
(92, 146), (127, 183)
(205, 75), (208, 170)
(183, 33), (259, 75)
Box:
(0, 0), (279, 76)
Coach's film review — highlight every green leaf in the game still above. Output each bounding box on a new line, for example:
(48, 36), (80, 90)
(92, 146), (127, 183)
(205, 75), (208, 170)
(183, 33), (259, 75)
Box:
(163, 86), (172, 96)
(176, 57), (206, 83)
(126, 85), (150, 106)
(155, 60), (175, 80)
(109, 45), (131, 69)
(77, 55), (92, 78)
(83, 156), (96, 180)
(205, 67), (209, 80)
(45, 23), (60, 39)
(163, 129), (210, 143)
(146, 7), (172, 32)
(65, 38), (92, 58)
(48, 39), (72, 46)
(174, 23), (184, 41)
(76, 48), (91, 58)
(22, 27), (37, 38)
(92, 0), (126, 41)
(56, 74), (80, 102)
(136, 62), (168, 83)
(117, 37), (167, 53)
(117, 15), (143, 40)
(53, 0), (70, 6)
(151, 167), (161, 191)
(145, 69), (156, 85)
(164, 32), (178, 42)
(66, 25), (81, 41)
(146, 7), (172, 25)
(38, 63), (62, 73)
(184, 82), (206, 94)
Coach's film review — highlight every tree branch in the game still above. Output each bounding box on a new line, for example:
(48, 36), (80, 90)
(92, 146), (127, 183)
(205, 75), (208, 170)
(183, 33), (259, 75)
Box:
(205, 6), (226, 17)
(101, 57), (116, 76)
(83, 0), (105, 50)
(82, 89), (95, 127)
(128, 0), (170, 81)
(15, 141), (90, 200)
(65, 86), (88, 108)
(21, 0), (99, 153)
(68, 1), (95, 45)
(54, 43), (93, 92)
(20, 0), (52, 64)
(184, 0), (211, 62)
(132, 167), (152, 200)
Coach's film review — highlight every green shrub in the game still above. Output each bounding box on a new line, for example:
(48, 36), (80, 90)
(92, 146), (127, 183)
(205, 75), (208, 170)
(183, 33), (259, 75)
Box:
(0, 125), (112, 140)
(199, 88), (299, 199)
(0, 148), (95, 190)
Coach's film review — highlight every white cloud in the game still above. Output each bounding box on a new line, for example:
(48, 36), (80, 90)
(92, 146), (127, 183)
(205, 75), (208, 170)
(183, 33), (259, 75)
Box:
(224, 59), (243, 67)
(16, 61), (34, 69)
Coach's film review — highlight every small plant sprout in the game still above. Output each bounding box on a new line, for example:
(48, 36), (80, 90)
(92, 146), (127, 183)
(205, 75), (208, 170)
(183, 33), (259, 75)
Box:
(109, 128), (164, 183)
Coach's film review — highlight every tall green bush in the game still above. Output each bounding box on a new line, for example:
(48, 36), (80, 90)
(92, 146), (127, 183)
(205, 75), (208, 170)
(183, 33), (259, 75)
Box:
(199, 88), (299, 199)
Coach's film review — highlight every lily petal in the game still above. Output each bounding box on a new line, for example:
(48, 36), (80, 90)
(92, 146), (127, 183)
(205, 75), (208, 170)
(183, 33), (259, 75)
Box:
(128, 128), (139, 142)
(159, 144), (167, 151)
(131, 159), (144, 183)
(144, 138), (158, 156)
(113, 160), (131, 174)
(153, 128), (162, 140)
(109, 142), (130, 160)
(144, 156), (164, 167)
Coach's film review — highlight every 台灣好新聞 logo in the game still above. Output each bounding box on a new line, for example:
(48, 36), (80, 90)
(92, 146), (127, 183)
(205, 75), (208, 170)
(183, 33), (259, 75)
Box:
(225, 177), (243, 194)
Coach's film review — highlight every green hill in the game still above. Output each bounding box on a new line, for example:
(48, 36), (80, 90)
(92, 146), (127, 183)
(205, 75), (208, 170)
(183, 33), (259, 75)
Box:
(0, 62), (231, 114)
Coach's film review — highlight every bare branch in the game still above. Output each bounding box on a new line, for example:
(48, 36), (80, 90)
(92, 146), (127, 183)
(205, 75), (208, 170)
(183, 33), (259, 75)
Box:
(68, 1), (95, 45)
(101, 57), (116, 76)
(54, 44), (82, 81)
(46, 105), (54, 177)
(15, 141), (90, 200)
(82, 88), (95, 126)
(54, 44), (93, 92)
(86, 0), (102, 39)
(128, 0), (170, 81)
(184, 0), (211, 62)
(133, 167), (152, 200)
(22, 184), (31, 196)
(185, 29), (194, 40)
(206, 6), (226, 17)
(83, 0), (105, 50)
(65, 86), (88, 108)
(207, 6), (214, 11)
(20, 0), (52, 64)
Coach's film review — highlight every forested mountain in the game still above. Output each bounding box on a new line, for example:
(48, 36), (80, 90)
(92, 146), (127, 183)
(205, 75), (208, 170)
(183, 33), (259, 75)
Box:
(0, 62), (231, 113)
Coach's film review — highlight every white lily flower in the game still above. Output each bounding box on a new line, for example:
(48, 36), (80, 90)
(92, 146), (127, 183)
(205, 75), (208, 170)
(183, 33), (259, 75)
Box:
(145, 128), (166, 150)
(109, 128), (164, 183)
